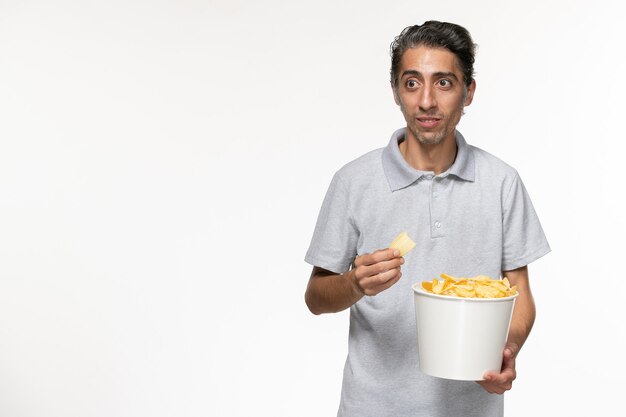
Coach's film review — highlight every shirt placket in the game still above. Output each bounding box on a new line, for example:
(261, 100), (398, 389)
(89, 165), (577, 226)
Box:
(430, 175), (445, 239)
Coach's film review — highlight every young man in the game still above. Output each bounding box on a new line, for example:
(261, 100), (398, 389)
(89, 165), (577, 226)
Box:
(304, 21), (550, 416)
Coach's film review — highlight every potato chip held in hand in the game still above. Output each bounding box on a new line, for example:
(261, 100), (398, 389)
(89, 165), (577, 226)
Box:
(389, 231), (416, 256)
(420, 274), (518, 298)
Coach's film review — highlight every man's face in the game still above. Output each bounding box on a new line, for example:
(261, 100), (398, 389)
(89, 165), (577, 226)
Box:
(393, 45), (475, 146)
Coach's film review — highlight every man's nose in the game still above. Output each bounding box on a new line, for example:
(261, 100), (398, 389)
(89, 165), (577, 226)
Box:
(418, 86), (437, 111)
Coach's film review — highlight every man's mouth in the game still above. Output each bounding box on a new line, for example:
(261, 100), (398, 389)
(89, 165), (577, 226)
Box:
(416, 117), (442, 128)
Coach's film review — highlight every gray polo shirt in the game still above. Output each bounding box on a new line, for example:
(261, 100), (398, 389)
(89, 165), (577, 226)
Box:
(305, 128), (550, 417)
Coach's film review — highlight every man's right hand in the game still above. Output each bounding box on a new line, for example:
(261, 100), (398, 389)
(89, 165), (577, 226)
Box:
(305, 248), (405, 314)
(349, 248), (404, 296)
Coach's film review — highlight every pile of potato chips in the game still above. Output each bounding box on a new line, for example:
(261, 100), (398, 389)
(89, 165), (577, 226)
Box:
(421, 274), (518, 298)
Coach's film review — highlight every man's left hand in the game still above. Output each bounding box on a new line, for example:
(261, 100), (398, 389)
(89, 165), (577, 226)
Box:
(477, 342), (518, 394)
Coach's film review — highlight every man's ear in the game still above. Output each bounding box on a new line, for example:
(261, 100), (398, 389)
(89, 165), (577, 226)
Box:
(464, 79), (476, 106)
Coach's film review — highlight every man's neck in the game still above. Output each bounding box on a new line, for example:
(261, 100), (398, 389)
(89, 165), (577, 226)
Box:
(399, 132), (458, 175)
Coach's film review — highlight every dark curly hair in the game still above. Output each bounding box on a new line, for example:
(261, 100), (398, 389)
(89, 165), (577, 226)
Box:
(390, 21), (477, 88)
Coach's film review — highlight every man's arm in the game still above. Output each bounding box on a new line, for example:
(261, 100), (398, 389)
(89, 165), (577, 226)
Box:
(504, 265), (536, 351)
(304, 249), (404, 315)
(479, 265), (536, 394)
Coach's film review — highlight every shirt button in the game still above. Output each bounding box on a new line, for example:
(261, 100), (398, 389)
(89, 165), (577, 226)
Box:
(435, 221), (441, 228)
(425, 174), (433, 180)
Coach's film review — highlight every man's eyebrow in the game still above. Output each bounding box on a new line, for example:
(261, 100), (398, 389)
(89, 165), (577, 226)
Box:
(401, 70), (460, 81)
(433, 71), (459, 81)
(401, 70), (422, 79)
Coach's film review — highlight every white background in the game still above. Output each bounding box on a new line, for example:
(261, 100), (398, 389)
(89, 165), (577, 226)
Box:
(1, 0), (624, 416)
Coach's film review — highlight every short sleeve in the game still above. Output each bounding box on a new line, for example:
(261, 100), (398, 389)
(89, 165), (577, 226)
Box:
(501, 172), (551, 271)
(304, 172), (359, 274)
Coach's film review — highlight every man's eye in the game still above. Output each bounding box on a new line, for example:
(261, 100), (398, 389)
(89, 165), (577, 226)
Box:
(406, 80), (418, 88)
(438, 79), (451, 87)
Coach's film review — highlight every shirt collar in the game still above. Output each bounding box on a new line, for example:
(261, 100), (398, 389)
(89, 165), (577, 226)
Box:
(381, 128), (475, 191)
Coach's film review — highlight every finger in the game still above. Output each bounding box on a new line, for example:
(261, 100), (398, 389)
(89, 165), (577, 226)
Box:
(370, 271), (403, 294)
(360, 267), (401, 289)
(499, 350), (516, 377)
(482, 347), (516, 381)
(357, 248), (400, 267)
(483, 367), (516, 386)
(478, 372), (514, 394)
(360, 269), (402, 295)
(487, 378), (512, 393)
(356, 257), (404, 279)
(363, 271), (402, 296)
(501, 353), (516, 373)
(504, 342), (519, 358)
(502, 347), (517, 369)
(476, 380), (508, 395)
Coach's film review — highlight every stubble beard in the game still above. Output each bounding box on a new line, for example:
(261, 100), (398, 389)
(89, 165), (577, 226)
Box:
(401, 101), (466, 147)
(408, 123), (447, 146)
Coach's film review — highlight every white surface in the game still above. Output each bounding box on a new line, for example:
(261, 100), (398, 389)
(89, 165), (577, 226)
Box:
(413, 285), (517, 380)
(0, 0), (624, 416)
